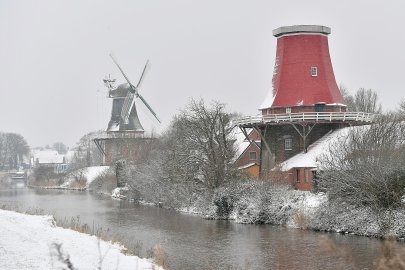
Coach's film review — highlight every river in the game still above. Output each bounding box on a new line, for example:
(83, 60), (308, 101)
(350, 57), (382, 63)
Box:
(0, 186), (387, 270)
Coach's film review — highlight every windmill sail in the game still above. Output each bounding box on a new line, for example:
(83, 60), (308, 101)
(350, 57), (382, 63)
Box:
(137, 93), (161, 123)
(121, 91), (135, 124)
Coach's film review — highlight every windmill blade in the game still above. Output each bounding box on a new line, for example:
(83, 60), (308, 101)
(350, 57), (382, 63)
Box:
(136, 60), (150, 88)
(137, 93), (161, 123)
(109, 53), (135, 89)
(121, 91), (136, 124)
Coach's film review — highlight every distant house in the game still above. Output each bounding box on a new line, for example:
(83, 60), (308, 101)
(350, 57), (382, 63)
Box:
(234, 129), (261, 179)
(33, 150), (68, 174)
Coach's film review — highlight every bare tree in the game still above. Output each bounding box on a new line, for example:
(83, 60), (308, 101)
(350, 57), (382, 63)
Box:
(319, 114), (405, 235)
(161, 99), (239, 190)
(339, 86), (382, 113)
(354, 88), (382, 113)
(339, 85), (355, 111)
(52, 142), (68, 154)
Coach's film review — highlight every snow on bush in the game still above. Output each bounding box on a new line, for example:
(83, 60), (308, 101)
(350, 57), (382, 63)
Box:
(204, 180), (405, 238)
(111, 186), (130, 200)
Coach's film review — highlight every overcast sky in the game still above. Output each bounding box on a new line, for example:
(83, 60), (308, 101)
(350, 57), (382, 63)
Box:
(1, 0), (404, 147)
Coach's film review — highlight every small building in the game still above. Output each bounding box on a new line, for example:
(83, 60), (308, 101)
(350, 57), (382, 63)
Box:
(234, 129), (261, 179)
(33, 150), (68, 174)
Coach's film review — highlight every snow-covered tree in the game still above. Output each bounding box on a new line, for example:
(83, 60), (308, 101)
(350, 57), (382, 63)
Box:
(319, 113), (405, 235)
(398, 99), (405, 118)
(0, 132), (29, 170)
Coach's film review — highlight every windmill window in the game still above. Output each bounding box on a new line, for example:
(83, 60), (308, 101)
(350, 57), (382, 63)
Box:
(286, 107), (292, 113)
(285, 138), (292, 150)
(249, 151), (257, 160)
(311, 67), (318, 77)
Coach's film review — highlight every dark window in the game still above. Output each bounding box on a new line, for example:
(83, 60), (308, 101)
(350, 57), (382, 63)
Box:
(285, 138), (292, 150)
(296, 169), (300, 183)
(305, 169), (309, 183)
(249, 151), (257, 160)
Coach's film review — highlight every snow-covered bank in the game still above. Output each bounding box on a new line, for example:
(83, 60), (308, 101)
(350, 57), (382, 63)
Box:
(0, 209), (160, 270)
(213, 185), (405, 239)
(117, 179), (405, 239)
(106, 177), (405, 239)
(30, 166), (111, 191)
(61, 166), (110, 188)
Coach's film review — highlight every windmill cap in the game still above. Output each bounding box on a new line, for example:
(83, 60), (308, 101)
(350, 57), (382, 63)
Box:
(273, 25), (331, 37)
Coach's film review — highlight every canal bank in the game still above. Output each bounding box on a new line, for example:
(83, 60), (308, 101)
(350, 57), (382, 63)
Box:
(27, 167), (405, 242)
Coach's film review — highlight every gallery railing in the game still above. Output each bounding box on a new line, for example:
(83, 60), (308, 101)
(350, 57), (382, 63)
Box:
(235, 111), (374, 126)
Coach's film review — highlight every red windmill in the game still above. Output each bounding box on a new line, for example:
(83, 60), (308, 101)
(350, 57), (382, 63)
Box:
(261, 25), (345, 114)
(236, 25), (373, 183)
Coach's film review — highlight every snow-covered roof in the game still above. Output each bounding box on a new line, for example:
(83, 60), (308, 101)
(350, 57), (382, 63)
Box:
(233, 127), (252, 158)
(34, 150), (65, 164)
(278, 126), (357, 171)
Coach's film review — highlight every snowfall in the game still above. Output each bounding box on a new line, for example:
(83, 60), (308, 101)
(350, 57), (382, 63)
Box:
(0, 209), (159, 270)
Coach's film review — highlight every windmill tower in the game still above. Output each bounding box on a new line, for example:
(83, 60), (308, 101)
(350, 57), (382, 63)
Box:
(94, 54), (160, 166)
(236, 25), (373, 185)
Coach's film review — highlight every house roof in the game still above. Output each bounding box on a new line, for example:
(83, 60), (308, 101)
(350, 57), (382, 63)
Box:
(34, 150), (65, 164)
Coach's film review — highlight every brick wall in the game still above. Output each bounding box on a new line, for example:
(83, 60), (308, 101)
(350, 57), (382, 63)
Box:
(289, 168), (314, 191)
(104, 138), (155, 165)
(235, 143), (260, 168)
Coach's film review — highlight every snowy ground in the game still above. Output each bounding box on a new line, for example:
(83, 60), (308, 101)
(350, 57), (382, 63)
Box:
(0, 209), (160, 270)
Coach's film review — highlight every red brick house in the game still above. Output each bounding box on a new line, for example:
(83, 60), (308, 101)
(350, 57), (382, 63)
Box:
(234, 129), (261, 179)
